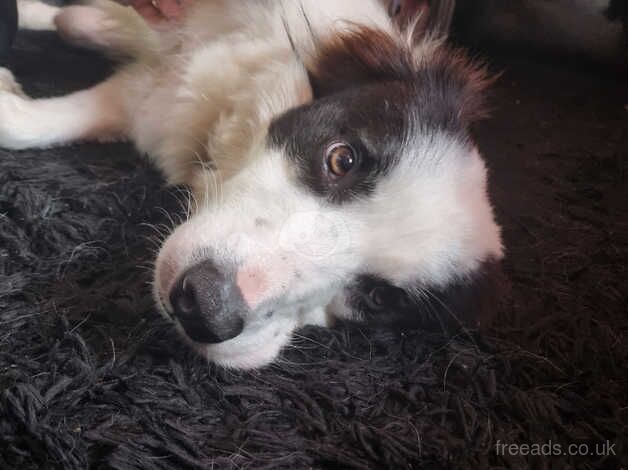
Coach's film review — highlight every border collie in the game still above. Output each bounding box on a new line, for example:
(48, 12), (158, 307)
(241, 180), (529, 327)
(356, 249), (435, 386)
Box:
(1, 0), (503, 369)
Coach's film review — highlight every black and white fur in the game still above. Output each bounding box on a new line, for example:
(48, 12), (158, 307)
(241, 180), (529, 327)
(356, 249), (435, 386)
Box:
(1, 0), (503, 369)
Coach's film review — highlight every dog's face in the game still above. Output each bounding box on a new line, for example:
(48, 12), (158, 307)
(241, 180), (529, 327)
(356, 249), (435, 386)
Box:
(154, 29), (503, 369)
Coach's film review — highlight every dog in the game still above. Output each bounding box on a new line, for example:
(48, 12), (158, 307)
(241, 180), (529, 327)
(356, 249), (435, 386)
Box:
(0, 0), (503, 369)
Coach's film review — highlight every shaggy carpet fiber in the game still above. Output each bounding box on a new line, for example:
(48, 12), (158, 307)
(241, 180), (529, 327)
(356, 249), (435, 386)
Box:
(1, 25), (627, 470)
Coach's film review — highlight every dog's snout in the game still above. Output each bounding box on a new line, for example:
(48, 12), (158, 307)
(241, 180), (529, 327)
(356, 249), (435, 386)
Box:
(169, 260), (245, 344)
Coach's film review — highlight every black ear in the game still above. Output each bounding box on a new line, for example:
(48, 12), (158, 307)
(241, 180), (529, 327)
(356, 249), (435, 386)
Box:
(348, 258), (507, 333)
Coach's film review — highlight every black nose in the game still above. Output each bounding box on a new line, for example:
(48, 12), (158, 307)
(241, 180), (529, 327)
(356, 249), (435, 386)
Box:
(169, 260), (245, 344)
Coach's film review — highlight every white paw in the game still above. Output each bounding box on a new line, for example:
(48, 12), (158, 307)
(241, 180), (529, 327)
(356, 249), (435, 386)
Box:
(55, 6), (120, 50)
(0, 68), (26, 98)
(18, 0), (60, 31)
(0, 70), (32, 150)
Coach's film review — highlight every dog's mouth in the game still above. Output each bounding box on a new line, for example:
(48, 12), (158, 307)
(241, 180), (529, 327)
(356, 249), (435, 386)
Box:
(186, 313), (300, 370)
(169, 309), (280, 345)
(156, 285), (315, 369)
(155, 264), (335, 369)
(151, 201), (356, 363)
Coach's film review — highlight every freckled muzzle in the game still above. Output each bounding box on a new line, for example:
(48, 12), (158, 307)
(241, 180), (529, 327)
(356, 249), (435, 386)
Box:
(168, 260), (246, 344)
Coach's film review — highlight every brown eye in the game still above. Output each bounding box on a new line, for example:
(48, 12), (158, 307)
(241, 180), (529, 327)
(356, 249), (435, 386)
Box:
(326, 143), (356, 179)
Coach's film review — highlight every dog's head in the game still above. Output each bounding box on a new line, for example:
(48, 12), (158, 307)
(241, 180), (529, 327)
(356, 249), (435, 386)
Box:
(154, 26), (503, 369)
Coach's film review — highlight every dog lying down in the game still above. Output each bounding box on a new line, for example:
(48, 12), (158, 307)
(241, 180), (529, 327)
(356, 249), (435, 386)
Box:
(1, 0), (503, 369)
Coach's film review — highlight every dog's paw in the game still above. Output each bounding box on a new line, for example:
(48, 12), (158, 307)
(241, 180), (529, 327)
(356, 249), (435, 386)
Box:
(17, 0), (59, 31)
(0, 96), (29, 150)
(0, 69), (32, 150)
(54, 2), (157, 59)
(0, 68), (26, 97)
(55, 6), (121, 50)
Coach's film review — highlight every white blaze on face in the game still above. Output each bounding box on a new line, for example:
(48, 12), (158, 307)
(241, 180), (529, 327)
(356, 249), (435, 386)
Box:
(279, 210), (353, 262)
(230, 209), (353, 309)
(153, 131), (503, 369)
(155, 152), (359, 316)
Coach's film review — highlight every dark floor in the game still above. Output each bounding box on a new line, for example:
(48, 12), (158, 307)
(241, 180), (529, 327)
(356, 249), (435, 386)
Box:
(0, 27), (627, 470)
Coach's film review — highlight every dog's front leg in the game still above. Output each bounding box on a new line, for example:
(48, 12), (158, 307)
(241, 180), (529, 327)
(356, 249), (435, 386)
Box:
(17, 0), (60, 31)
(0, 69), (128, 150)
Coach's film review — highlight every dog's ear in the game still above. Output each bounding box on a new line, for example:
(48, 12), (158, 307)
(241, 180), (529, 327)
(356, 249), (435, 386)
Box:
(352, 258), (507, 332)
(387, 0), (430, 29)
(388, 0), (456, 39)
(414, 47), (496, 128)
(305, 1), (467, 101)
(425, 0), (456, 39)
(307, 27), (415, 99)
(306, 17), (493, 125)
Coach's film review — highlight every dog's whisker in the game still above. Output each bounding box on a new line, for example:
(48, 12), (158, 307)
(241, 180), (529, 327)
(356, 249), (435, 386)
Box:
(408, 285), (480, 351)
(139, 221), (169, 239)
(154, 207), (178, 234)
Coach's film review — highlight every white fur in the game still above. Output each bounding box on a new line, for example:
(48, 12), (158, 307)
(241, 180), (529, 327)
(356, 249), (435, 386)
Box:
(0, 68), (26, 97)
(0, 71), (126, 148)
(1, 0), (502, 369)
(17, 0), (59, 31)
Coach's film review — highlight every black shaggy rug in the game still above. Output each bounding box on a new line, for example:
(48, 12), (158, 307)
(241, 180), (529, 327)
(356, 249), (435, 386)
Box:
(1, 24), (627, 470)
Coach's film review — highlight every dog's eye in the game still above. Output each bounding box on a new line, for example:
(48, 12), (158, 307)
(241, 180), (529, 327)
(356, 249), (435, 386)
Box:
(325, 143), (356, 179)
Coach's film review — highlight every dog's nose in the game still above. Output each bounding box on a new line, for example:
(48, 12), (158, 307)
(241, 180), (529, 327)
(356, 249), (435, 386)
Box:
(169, 260), (245, 344)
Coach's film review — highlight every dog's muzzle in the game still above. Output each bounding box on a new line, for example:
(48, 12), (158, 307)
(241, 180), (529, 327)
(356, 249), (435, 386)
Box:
(169, 260), (246, 344)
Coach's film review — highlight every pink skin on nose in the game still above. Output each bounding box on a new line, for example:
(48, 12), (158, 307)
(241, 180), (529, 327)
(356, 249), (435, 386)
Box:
(236, 266), (270, 309)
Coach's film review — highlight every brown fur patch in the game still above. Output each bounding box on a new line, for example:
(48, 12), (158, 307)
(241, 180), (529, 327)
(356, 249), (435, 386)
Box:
(308, 25), (495, 128)
(307, 28), (415, 98)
